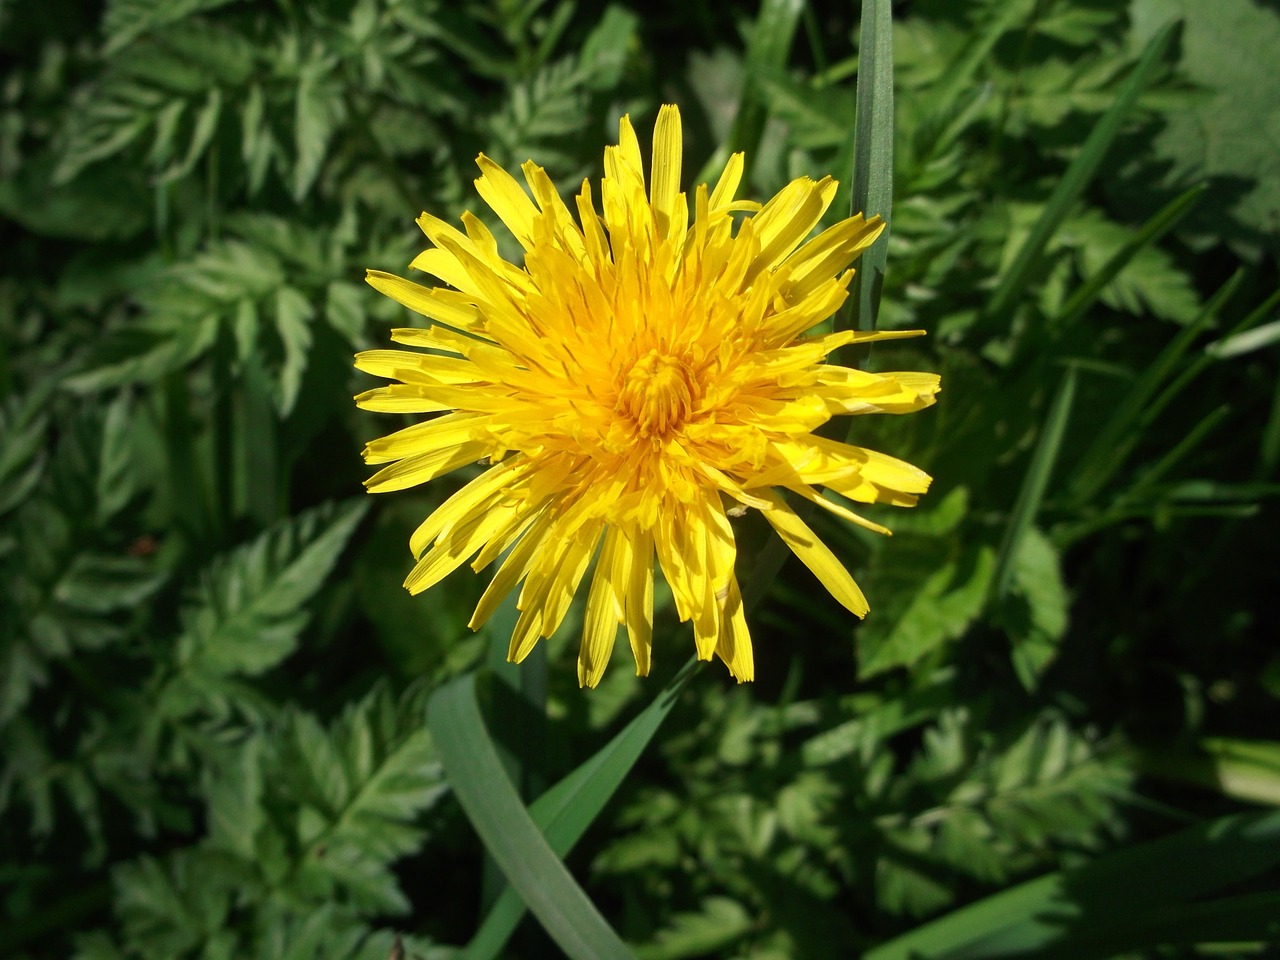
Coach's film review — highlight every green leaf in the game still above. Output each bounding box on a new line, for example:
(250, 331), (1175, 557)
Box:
(1139, 737), (1280, 807)
(1066, 272), (1250, 505)
(1054, 183), (1205, 328)
(634, 897), (753, 960)
(866, 809), (1280, 960)
(578, 5), (639, 90)
(1132, 0), (1280, 255)
(95, 393), (138, 522)
(1002, 528), (1069, 691)
(429, 673), (636, 960)
(157, 85), (222, 182)
(175, 499), (367, 678)
(203, 734), (264, 861)
(294, 52), (344, 201)
(102, 0), (242, 55)
(848, 0), (895, 338)
(269, 686), (447, 914)
(1206, 318), (1280, 359)
(272, 285), (315, 415)
(0, 389), (50, 516)
(983, 21), (1179, 324)
(858, 544), (996, 680)
(464, 658), (698, 960)
(112, 851), (237, 958)
(54, 554), (166, 615)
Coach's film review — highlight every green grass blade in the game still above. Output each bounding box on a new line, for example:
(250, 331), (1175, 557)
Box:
(990, 366), (1076, 604)
(1054, 182), (1206, 329)
(983, 20), (1178, 325)
(1139, 737), (1280, 807)
(479, 593), (537, 912)
(428, 674), (636, 960)
(865, 809), (1280, 960)
(463, 658), (699, 960)
(1127, 404), (1230, 496)
(846, 0), (894, 340)
(693, 0), (804, 186)
(1067, 270), (1244, 506)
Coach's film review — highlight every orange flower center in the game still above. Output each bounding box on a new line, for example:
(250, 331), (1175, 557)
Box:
(616, 349), (700, 439)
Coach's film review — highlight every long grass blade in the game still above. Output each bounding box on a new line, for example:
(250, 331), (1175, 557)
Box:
(990, 365), (1076, 604)
(1054, 182), (1206, 329)
(1072, 280), (1280, 508)
(1139, 737), (1280, 807)
(983, 20), (1178, 325)
(1067, 270), (1244, 506)
(428, 674), (636, 960)
(463, 658), (698, 960)
(865, 810), (1280, 960)
(846, 0), (894, 340)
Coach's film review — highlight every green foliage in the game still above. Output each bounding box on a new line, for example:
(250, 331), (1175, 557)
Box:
(3, 0), (1278, 957)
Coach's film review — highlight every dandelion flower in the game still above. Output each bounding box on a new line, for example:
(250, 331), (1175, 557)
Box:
(356, 104), (939, 686)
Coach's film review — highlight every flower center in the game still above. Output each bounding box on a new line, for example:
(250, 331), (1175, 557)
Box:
(616, 350), (699, 439)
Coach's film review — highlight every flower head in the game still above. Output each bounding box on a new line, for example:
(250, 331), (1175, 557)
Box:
(357, 104), (939, 686)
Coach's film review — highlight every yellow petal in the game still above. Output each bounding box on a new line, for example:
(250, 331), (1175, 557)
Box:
(363, 441), (488, 494)
(354, 384), (454, 414)
(404, 499), (521, 595)
(408, 456), (532, 556)
(469, 506), (554, 630)
(747, 176), (838, 281)
(361, 412), (483, 464)
(758, 489), (869, 617)
(708, 152), (745, 209)
(623, 527), (654, 677)
(579, 526), (621, 688)
(650, 104), (685, 242)
(714, 575), (753, 682)
(781, 214), (884, 302)
(365, 270), (484, 332)
(474, 153), (539, 251)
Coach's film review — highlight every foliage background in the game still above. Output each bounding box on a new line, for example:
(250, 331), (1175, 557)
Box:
(2, 0), (1279, 957)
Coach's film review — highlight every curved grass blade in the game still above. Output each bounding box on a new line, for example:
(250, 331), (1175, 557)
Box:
(428, 674), (636, 960)
(990, 366), (1076, 605)
(865, 809), (1280, 960)
(463, 658), (699, 960)
(1067, 271), (1254, 506)
(983, 20), (1179, 326)
(479, 593), (546, 912)
(846, 0), (894, 342)
(1138, 737), (1280, 807)
(1053, 182), (1206, 330)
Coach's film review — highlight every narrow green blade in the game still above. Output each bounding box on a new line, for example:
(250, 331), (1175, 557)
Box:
(1139, 737), (1280, 807)
(428, 674), (635, 960)
(847, 0), (894, 341)
(866, 810), (1280, 960)
(1054, 182), (1206, 330)
(990, 366), (1076, 605)
(463, 658), (699, 960)
(983, 21), (1178, 326)
(1066, 271), (1248, 505)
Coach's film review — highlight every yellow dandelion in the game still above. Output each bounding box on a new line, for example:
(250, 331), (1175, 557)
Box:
(356, 104), (939, 687)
